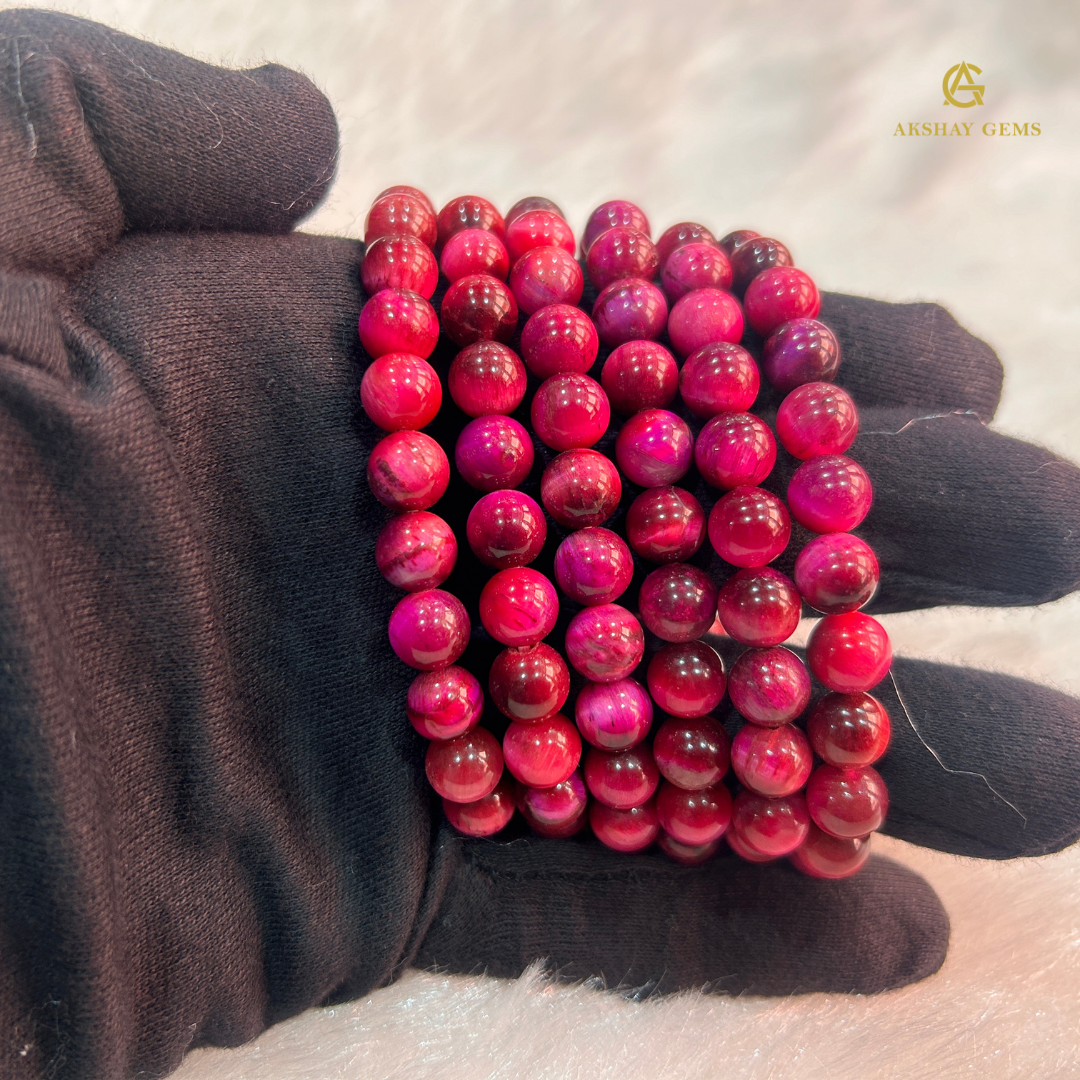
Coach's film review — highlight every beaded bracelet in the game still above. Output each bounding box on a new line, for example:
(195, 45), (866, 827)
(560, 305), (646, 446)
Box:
(359, 185), (892, 880)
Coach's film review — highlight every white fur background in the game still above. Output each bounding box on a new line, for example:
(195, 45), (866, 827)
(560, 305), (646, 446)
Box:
(18, 0), (1080, 1076)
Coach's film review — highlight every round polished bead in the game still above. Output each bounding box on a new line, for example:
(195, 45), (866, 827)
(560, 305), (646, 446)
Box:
(729, 236), (793, 294)
(442, 777), (516, 837)
(659, 834), (722, 865)
(731, 722), (813, 798)
(440, 273), (519, 347)
(439, 228), (510, 283)
(530, 373), (611, 451)
(479, 567), (559, 647)
(509, 247), (584, 315)
(695, 412), (777, 490)
(436, 195), (505, 247)
(806, 763), (888, 838)
(718, 229), (760, 256)
(589, 799), (660, 853)
(667, 288), (744, 357)
(600, 340), (678, 415)
(708, 486), (790, 568)
(788, 454), (872, 533)
(584, 745), (659, 810)
(614, 409), (693, 488)
(777, 383), (859, 460)
(661, 242), (733, 301)
(626, 486), (706, 564)
(806, 692), (891, 767)
(361, 353), (442, 432)
(407, 665), (483, 741)
(586, 227), (659, 291)
(583, 200), (651, 252)
(647, 642), (726, 719)
(716, 568), (801, 647)
(553, 527), (633, 606)
(520, 770), (587, 828)
(455, 415), (534, 491)
(523, 802), (587, 838)
(489, 643), (570, 722)
(447, 341), (527, 417)
(466, 490), (546, 568)
(540, 449), (622, 529)
(505, 210), (576, 262)
(367, 430), (449, 511)
(388, 589), (470, 671)
(678, 342), (760, 418)
(652, 714), (730, 791)
(657, 782), (732, 846)
(375, 185), (435, 213)
(503, 713), (582, 787)
(376, 510), (457, 591)
(744, 267), (821, 338)
(520, 304), (599, 379)
(359, 289), (439, 360)
(575, 678), (653, 750)
(361, 234), (439, 299)
(725, 827), (778, 863)
(806, 612), (892, 692)
(425, 727), (503, 802)
(790, 823), (872, 878)
(364, 193), (438, 247)
(639, 563), (719, 643)
(565, 604), (644, 683)
(730, 791), (810, 857)
(656, 221), (720, 267)
(794, 532), (880, 614)
(591, 278), (668, 347)
(506, 196), (565, 225)
(762, 318), (842, 392)
(727, 646), (811, 727)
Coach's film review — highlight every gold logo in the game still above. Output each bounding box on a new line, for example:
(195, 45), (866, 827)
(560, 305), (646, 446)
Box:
(943, 62), (984, 107)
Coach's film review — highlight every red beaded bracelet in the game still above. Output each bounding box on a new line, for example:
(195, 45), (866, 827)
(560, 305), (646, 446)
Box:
(360, 190), (892, 879)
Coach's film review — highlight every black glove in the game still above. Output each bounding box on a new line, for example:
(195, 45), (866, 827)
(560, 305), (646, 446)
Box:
(1, 11), (1078, 1080)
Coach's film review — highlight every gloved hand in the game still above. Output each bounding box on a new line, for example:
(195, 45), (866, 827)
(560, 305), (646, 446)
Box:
(2, 11), (1079, 1080)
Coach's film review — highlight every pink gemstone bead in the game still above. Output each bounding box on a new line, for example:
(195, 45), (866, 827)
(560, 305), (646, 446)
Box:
(794, 533), (880, 614)
(667, 288), (744, 357)
(504, 210), (576, 262)
(488, 643), (570, 722)
(479, 567), (559, 647)
(520, 304), (599, 379)
(731, 722), (813, 798)
(524, 804), (587, 839)
(762, 318), (842, 392)
(639, 563), (719, 643)
(583, 200), (651, 252)
(388, 589), (470, 671)
(436, 195), (505, 247)
(367, 430), (449, 512)
(454, 415), (535, 491)
(425, 727), (503, 802)
(584, 745), (659, 810)
(361, 234), (439, 299)
(718, 229), (761, 256)
(777, 383), (858, 460)
(655, 221), (719, 266)
(626, 486), (706, 564)
(806, 692), (891, 768)
(589, 799), (660, 853)
(447, 341), (527, 418)
(647, 642), (726, 719)
(652, 714), (730, 790)
(600, 340), (679, 415)
(531, 373), (611, 451)
(361, 353), (442, 432)
(656, 782), (732, 846)
(466, 490), (546, 569)
(790, 823), (872, 879)
(575, 678), (653, 750)
(806, 763), (888, 838)
(509, 247), (584, 315)
(443, 777), (516, 837)
(659, 834), (721, 865)
(787, 455), (873, 533)
(614, 409), (693, 488)
(726, 827), (778, 863)
(730, 791), (810, 857)
(439, 228), (510, 284)
(695, 412), (777, 490)
(375, 510), (458, 591)
(716, 567), (801, 647)
(806, 612), (892, 692)
(503, 713), (582, 787)
(359, 289), (439, 360)
(520, 770), (587, 827)
(540, 450), (622, 529)
(553, 527), (633, 606)
(592, 278), (668, 348)
(506, 196), (565, 226)
(708, 486), (791, 568)
(727, 646), (811, 727)
(586, 227), (659, 291)
(729, 237), (793, 294)
(744, 267), (821, 338)
(565, 604), (644, 683)
(407, 665), (483, 740)
(441, 273), (519, 347)
(661, 242), (733, 301)
(364, 193), (438, 247)
(375, 185), (435, 213)
(678, 342), (760, 418)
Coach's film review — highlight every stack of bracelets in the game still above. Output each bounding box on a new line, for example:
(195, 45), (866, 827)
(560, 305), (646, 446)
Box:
(359, 186), (892, 880)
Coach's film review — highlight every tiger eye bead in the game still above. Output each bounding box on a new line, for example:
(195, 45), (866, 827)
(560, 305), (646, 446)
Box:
(531, 373), (611, 451)
(388, 589), (470, 671)
(655, 221), (719, 266)
(436, 195), (505, 247)
(762, 318), (842, 392)
(509, 247), (584, 315)
(730, 790), (810, 857)
(787, 455), (873, 534)
(589, 799), (660, 853)
(440, 273), (519, 347)
(586, 227), (660, 291)
(790, 823), (872, 879)
(520, 304), (599, 379)
(794, 532), (880, 614)
(584, 745), (660, 810)
(361, 234), (439, 298)
(707, 487), (791, 568)
(661, 242), (733, 301)
(466, 490), (546, 569)
(479, 567), (559, 647)
(626, 486), (706, 564)
(652, 713), (730, 790)
(638, 563), (720, 643)
(600, 340), (679, 414)
(730, 722), (813, 798)
(565, 604), (645, 683)
(503, 713), (582, 788)
(805, 612), (892, 692)
(454, 415), (534, 492)
(667, 287), (744, 357)
(540, 449), (622, 529)
(656, 782), (732, 846)
(364, 193), (438, 247)
(744, 267), (821, 338)
(591, 278), (668, 348)
(366, 430), (449, 512)
(777, 382), (859, 460)
(679, 342), (760, 418)
(439, 228), (511, 283)
(715, 568), (801, 647)
(614, 409), (693, 488)
(575, 678), (653, 751)
(488, 643), (570, 722)
(806, 692), (891, 767)
(727, 646), (811, 727)
(425, 727), (503, 802)
(361, 354), (442, 432)
(359, 289), (439, 360)
(504, 210), (576, 263)
(806, 763), (889, 838)
(729, 236), (793, 294)
(583, 200), (651, 252)
(407, 665), (483, 741)
(647, 642), (726, 720)
(695, 412), (777, 491)
(447, 341), (527, 417)
(442, 777), (516, 837)
(375, 511), (457, 591)
(553, 527), (634, 606)
(506, 196), (565, 225)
